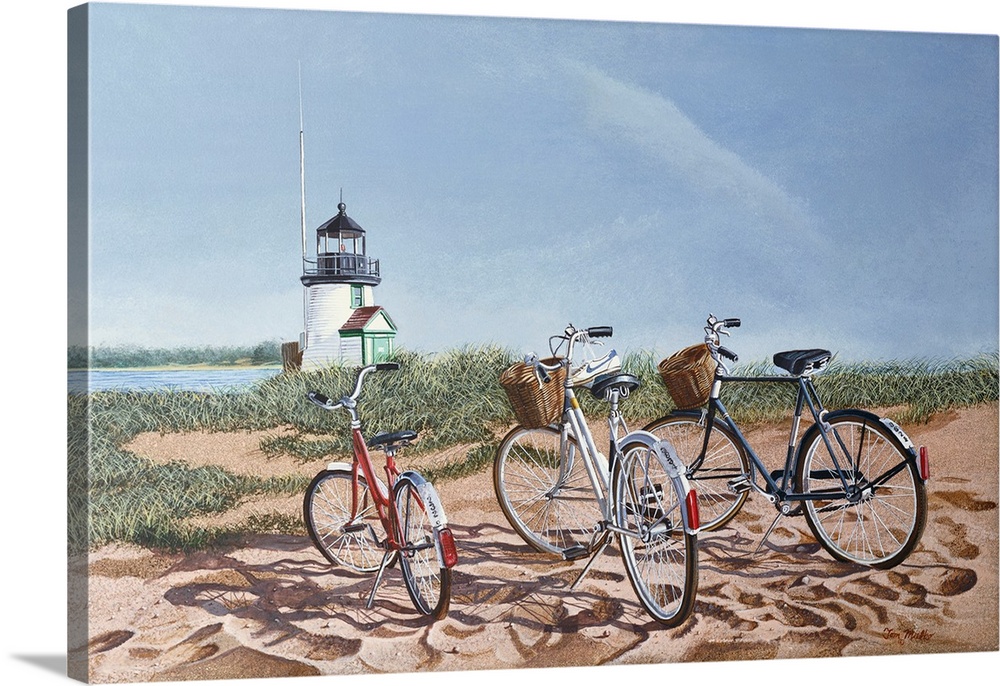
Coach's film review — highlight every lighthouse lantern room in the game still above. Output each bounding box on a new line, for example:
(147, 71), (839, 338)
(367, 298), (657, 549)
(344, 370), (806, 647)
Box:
(299, 201), (397, 370)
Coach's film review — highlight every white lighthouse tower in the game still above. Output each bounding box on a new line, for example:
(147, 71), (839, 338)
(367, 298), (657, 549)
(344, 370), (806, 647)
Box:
(299, 201), (397, 370)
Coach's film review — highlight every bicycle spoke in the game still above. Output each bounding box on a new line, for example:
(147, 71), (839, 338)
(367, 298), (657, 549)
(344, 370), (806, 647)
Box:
(643, 415), (749, 532)
(799, 416), (925, 567)
(616, 442), (697, 626)
(304, 470), (389, 573)
(495, 426), (602, 555)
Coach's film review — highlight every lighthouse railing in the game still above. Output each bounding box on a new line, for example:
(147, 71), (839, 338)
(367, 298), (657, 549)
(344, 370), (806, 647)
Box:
(304, 254), (381, 278)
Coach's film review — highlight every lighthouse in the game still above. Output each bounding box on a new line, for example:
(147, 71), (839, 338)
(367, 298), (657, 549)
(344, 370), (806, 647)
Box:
(298, 201), (397, 370)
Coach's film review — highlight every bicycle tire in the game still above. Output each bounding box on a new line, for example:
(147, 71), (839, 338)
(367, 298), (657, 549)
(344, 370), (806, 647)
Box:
(493, 425), (602, 556)
(643, 413), (751, 531)
(795, 412), (927, 569)
(303, 468), (393, 573)
(614, 440), (698, 627)
(393, 475), (451, 619)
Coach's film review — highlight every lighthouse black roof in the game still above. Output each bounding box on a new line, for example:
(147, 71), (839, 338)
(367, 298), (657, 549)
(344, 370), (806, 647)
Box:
(317, 202), (364, 236)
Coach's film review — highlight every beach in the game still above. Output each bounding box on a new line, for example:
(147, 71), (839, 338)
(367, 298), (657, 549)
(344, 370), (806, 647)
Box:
(79, 404), (999, 682)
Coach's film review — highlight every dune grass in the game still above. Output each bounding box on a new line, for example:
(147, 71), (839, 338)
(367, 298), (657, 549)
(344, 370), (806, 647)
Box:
(69, 346), (998, 553)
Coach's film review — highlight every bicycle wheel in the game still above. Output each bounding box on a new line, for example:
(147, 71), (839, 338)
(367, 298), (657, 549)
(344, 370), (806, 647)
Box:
(614, 440), (698, 626)
(644, 414), (750, 531)
(393, 476), (451, 618)
(493, 425), (602, 556)
(303, 468), (391, 573)
(795, 413), (926, 569)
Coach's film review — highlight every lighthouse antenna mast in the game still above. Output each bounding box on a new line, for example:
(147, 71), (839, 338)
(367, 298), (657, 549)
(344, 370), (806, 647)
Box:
(298, 63), (309, 348)
(298, 62), (308, 269)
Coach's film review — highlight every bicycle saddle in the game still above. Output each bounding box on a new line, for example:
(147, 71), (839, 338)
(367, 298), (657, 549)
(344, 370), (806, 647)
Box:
(590, 372), (641, 400)
(773, 349), (831, 376)
(367, 430), (418, 450)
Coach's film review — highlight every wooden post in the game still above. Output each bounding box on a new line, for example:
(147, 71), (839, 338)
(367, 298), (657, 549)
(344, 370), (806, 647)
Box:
(281, 341), (303, 372)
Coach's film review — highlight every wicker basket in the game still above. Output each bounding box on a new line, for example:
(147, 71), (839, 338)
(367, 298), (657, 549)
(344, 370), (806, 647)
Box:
(657, 344), (716, 409)
(500, 357), (566, 428)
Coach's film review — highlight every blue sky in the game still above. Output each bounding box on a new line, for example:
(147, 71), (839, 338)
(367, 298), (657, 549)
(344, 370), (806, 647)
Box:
(75, 2), (998, 363)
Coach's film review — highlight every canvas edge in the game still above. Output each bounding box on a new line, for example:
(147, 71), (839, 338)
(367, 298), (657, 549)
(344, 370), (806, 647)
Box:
(68, 3), (90, 683)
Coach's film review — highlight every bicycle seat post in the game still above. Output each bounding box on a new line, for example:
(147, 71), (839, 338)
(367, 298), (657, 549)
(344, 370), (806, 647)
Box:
(605, 389), (626, 455)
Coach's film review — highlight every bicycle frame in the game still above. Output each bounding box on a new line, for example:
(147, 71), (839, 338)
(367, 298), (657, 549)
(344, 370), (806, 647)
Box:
(345, 426), (405, 550)
(698, 374), (847, 504)
(546, 331), (698, 540)
(693, 364), (925, 510)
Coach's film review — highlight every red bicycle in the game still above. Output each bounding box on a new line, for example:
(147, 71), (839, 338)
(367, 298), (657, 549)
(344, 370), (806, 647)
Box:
(303, 362), (457, 619)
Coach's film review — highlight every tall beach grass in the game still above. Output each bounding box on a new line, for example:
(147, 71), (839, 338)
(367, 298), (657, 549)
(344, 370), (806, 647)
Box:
(70, 346), (997, 552)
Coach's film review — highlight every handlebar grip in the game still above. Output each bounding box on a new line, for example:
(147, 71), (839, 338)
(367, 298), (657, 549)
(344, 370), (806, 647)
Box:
(587, 326), (613, 338)
(307, 391), (331, 407)
(538, 367), (552, 383)
(375, 362), (400, 372)
(723, 318), (741, 328)
(718, 346), (739, 362)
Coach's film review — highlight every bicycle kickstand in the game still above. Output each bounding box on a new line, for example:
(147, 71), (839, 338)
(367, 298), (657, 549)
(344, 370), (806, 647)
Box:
(569, 532), (611, 590)
(365, 550), (395, 609)
(751, 509), (786, 557)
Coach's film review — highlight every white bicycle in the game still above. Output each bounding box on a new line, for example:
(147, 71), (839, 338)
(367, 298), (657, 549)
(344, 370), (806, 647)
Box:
(494, 324), (700, 626)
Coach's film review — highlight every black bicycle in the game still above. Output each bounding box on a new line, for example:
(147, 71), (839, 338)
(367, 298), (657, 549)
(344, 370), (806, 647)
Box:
(644, 315), (929, 569)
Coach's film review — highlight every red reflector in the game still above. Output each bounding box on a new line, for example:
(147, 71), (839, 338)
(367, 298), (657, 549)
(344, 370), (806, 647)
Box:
(685, 489), (700, 532)
(438, 528), (458, 568)
(919, 446), (930, 481)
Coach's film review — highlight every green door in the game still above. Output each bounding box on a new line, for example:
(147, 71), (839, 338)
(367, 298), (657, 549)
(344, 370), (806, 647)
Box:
(373, 336), (390, 363)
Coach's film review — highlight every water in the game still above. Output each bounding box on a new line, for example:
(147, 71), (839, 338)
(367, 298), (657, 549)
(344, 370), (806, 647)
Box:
(68, 368), (282, 394)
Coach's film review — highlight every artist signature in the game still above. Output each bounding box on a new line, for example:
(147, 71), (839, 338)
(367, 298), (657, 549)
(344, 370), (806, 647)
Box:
(882, 627), (935, 645)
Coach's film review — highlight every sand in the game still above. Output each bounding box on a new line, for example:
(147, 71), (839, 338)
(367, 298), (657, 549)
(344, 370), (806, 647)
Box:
(79, 405), (999, 683)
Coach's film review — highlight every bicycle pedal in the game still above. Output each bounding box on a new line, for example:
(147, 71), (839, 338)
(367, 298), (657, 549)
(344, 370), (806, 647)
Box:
(728, 475), (752, 495)
(342, 522), (368, 534)
(562, 545), (590, 561)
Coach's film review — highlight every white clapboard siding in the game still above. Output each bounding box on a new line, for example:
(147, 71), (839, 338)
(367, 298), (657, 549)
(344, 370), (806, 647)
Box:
(301, 283), (351, 370)
(339, 336), (363, 366)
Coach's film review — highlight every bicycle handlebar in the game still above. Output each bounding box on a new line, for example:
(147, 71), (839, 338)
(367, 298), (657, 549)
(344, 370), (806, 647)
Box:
(705, 314), (741, 367)
(524, 353), (559, 383)
(542, 323), (615, 371)
(307, 391), (336, 409)
(529, 323), (613, 383)
(717, 346), (739, 362)
(307, 362), (401, 414)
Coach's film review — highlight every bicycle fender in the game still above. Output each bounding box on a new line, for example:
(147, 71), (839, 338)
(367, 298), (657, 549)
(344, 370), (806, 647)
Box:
(879, 417), (917, 453)
(795, 409), (921, 476)
(622, 430), (685, 478)
(398, 471), (449, 530)
(621, 430), (698, 533)
(829, 409), (918, 458)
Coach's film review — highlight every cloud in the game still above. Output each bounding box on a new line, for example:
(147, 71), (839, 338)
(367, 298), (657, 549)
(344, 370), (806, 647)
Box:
(571, 63), (818, 243)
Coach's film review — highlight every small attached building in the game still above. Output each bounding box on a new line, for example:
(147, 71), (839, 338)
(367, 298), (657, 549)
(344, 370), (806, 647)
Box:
(338, 306), (398, 366)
